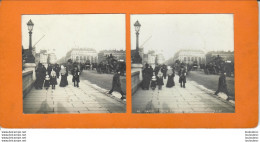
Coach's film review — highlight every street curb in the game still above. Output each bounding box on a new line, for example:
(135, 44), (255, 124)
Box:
(82, 80), (126, 105)
(192, 81), (235, 108)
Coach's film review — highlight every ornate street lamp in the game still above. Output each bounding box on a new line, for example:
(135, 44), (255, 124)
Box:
(133, 20), (142, 63)
(26, 19), (35, 63)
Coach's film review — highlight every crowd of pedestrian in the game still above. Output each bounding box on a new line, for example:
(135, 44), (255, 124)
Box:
(141, 63), (185, 91)
(142, 62), (231, 101)
(34, 63), (80, 90)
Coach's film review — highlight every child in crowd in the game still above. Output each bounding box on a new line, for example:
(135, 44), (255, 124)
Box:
(50, 69), (57, 89)
(157, 70), (164, 90)
(44, 73), (50, 90)
(72, 66), (80, 87)
(150, 73), (157, 90)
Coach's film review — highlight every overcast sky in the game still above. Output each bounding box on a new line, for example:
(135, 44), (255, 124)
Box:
(22, 14), (125, 59)
(131, 14), (234, 60)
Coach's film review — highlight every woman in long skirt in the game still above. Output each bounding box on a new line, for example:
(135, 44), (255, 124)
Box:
(166, 66), (175, 88)
(59, 65), (68, 87)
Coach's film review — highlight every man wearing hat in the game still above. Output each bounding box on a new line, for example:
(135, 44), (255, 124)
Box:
(214, 71), (230, 100)
(178, 66), (187, 88)
(108, 70), (126, 100)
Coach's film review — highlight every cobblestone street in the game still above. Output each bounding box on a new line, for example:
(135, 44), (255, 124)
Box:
(23, 76), (126, 114)
(132, 76), (235, 113)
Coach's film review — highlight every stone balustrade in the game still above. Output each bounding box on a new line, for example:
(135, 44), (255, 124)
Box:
(22, 70), (34, 98)
(131, 71), (141, 95)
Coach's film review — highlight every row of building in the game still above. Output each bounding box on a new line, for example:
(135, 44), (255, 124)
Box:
(34, 47), (233, 68)
(131, 47), (234, 68)
(57, 48), (126, 64)
(164, 49), (234, 66)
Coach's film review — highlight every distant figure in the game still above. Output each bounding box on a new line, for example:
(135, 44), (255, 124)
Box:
(54, 64), (61, 79)
(154, 65), (160, 76)
(72, 66), (80, 87)
(50, 69), (57, 89)
(59, 65), (68, 87)
(157, 70), (164, 90)
(166, 66), (175, 88)
(178, 67), (186, 88)
(47, 64), (52, 75)
(44, 73), (50, 90)
(150, 73), (157, 90)
(108, 70), (126, 100)
(161, 64), (168, 79)
(214, 72), (231, 100)
(64, 66), (69, 86)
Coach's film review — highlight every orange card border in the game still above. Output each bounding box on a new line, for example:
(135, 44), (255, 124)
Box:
(0, 0), (258, 128)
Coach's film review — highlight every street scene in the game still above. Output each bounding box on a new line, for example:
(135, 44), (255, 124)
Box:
(131, 14), (235, 113)
(22, 14), (126, 114)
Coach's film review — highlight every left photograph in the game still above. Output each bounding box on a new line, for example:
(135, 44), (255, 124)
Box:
(22, 14), (126, 114)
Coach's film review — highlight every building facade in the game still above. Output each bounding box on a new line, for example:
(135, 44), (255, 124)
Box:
(206, 51), (234, 64)
(65, 48), (98, 63)
(98, 50), (126, 63)
(173, 49), (206, 65)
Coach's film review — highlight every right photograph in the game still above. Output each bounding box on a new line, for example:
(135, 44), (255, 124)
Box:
(131, 14), (235, 113)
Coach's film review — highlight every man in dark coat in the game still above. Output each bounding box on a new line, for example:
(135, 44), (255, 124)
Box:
(154, 65), (160, 76)
(108, 70), (126, 100)
(71, 66), (80, 87)
(142, 63), (151, 90)
(214, 72), (230, 100)
(178, 67), (186, 88)
(161, 64), (168, 79)
(54, 64), (61, 79)
(47, 64), (52, 75)
(35, 63), (46, 89)
(148, 65), (154, 80)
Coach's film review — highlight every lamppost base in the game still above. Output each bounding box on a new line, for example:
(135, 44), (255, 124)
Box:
(131, 63), (143, 80)
(23, 63), (36, 80)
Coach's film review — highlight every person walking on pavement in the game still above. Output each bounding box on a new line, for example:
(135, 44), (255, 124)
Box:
(142, 63), (151, 90)
(157, 70), (164, 90)
(54, 64), (61, 79)
(148, 65), (154, 83)
(47, 63), (52, 76)
(166, 66), (175, 88)
(50, 69), (57, 89)
(214, 72), (231, 100)
(150, 72), (157, 90)
(59, 65), (68, 87)
(108, 70), (126, 100)
(35, 63), (46, 89)
(161, 64), (168, 79)
(71, 66), (80, 87)
(154, 65), (160, 76)
(178, 67), (186, 88)
(44, 72), (50, 90)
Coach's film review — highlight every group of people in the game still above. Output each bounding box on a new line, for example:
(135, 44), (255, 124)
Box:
(142, 63), (232, 101)
(34, 63), (81, 90)
(142, 63), (187, 90)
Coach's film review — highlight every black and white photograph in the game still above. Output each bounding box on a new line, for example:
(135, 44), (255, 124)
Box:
(131, 14), (235, 113)
(22, 14), (126, 114)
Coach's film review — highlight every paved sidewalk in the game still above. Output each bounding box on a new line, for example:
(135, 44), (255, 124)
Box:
(23, 76), (126, 114)
(132, 77), (235, 113)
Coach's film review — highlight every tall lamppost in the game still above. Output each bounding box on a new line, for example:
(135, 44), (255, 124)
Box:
(26, 19), (35, 63)
(133, 20), (142, 63)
